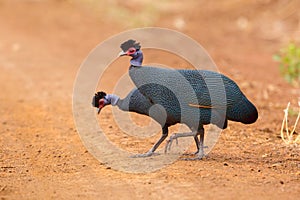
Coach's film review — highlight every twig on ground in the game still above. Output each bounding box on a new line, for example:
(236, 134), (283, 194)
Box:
(0, 185), (7, 192)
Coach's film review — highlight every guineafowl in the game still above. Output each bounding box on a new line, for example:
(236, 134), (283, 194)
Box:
(92, 90), (202, 156)
(117, 39), (258, 159)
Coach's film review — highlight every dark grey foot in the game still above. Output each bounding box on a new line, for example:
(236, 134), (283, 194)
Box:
(130, 151), (159, 158)
(182, 146), (208, 156)
(181, 152), (207, 160)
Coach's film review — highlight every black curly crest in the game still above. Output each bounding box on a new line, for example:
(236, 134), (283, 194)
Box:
(120, 39), (141, 52)
(92, 91), (107, 108)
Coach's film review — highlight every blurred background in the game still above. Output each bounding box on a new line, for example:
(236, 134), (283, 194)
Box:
(0, 0), (299, 199)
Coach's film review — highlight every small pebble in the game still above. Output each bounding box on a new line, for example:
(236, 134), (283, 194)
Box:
(280, 180), (284, 184)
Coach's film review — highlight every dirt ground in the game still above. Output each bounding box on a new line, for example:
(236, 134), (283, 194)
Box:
(0, 0), (299, 199)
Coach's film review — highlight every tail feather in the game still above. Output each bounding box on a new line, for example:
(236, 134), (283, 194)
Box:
(227, 97), (258, 124)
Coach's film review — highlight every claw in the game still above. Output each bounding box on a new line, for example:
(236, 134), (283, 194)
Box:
(181, 152), (207, 160)
(182, 146), (209, 155)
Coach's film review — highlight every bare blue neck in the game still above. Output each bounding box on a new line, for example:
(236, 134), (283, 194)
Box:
(106, 94), (120, 106)
(130, 50), (143, 66)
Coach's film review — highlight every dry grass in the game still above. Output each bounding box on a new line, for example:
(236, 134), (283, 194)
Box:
(281, 100), (300, 145)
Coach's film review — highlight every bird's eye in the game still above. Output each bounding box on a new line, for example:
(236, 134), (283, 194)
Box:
(128, 49), (136, 53)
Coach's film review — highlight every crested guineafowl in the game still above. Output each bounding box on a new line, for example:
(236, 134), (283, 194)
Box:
(116, 39), (258, 159)
(92, 90), (202, 156)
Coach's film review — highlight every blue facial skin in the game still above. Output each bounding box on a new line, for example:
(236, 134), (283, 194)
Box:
(130, 50), (143, 66)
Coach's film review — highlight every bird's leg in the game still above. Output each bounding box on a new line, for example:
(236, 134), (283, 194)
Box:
(182, 133), (208, 155)
(180, 126), (206, 160)
(192, 133), (200, 154)
(131, 125), (168, 158)
(197, 126), (205, 159)
(164, 132), (196, 153)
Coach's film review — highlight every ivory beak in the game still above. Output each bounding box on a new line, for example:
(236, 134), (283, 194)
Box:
(118, 50), (127, 57)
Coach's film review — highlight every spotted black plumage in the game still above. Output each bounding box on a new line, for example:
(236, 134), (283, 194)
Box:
(95, 39), (258, 159)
